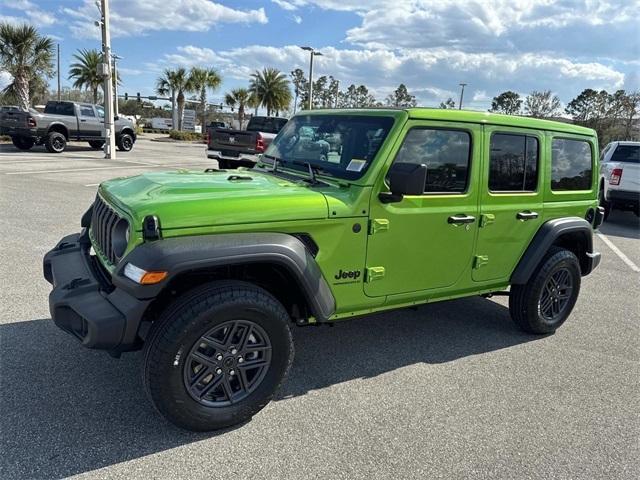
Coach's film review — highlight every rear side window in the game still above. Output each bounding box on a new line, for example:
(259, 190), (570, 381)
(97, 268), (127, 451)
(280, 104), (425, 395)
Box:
(551, 138), (593, 191)
(489, 133), (538, 192)
(393, 128), (471, 193)
(611, 145), (640, 163)
(80, 106), (95, 117)
(44, 102), (75, 116)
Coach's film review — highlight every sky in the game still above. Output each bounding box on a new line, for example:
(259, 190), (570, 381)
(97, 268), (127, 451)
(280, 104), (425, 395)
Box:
(1, 0), (638, 111)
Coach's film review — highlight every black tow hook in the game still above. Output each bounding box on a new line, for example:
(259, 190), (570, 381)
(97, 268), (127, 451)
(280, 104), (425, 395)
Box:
(63, 277), (91, 290)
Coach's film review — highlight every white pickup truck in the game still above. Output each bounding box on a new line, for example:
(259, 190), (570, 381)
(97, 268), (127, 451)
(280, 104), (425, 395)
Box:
(599, 141), (640, 220)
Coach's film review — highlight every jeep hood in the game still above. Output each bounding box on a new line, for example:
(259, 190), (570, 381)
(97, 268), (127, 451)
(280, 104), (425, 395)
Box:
(99, 170), (329, 230)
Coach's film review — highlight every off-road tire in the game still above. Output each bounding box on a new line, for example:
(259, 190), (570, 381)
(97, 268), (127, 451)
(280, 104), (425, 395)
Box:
(599, 185), (610, 221)
(44, 131), (66, 153)
(509, 247), (581, 334)
(88, 140), (104, 150)
(11, 136), (34, 150)
(116, 133), (134, 152)
(143, 281), (294, 431)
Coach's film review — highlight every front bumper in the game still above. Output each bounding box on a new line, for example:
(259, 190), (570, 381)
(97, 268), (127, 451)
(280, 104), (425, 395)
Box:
(43, 232), (150, 352)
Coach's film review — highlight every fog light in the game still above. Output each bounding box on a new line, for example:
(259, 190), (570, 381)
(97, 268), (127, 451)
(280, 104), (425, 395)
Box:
(124, 263), (167, 285)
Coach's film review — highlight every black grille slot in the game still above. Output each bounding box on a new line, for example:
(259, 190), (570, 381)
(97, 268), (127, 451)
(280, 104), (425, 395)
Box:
(90, 195), (122, 264)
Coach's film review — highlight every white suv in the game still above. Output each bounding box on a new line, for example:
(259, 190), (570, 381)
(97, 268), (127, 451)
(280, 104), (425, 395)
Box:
(599, 141), (640, 220)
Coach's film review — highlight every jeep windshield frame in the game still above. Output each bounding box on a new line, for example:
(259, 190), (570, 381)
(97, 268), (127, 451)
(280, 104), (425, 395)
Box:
(262, 114), (396, 181)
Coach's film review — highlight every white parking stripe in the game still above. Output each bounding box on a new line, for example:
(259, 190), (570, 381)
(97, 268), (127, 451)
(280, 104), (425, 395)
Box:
(5, 162), (214, 175)
(597, 232), (640, 273)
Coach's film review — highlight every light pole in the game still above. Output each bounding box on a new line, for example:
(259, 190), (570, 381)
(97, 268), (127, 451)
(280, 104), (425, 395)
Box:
(111, 53), (122, 117)
(96, 0), (116, 159)
(458, 83), (467, 110)
(300, 46), (323, 110)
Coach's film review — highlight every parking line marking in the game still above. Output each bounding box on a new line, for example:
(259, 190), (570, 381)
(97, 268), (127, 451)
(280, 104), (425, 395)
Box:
(5, 165), (158, 175)
(597, 232), (640, 273)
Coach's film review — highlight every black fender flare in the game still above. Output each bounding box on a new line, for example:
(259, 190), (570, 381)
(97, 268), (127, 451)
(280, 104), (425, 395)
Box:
(510, 217), (599, 285)
(111, 232), (336, 321)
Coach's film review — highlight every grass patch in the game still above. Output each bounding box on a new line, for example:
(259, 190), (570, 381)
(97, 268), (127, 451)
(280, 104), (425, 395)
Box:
(168, 130), (204, 141)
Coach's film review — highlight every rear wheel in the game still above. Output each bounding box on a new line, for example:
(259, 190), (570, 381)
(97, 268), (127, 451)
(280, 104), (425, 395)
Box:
(11, 136), (34, 150)
(44, 131), (66, 153)
(88, 140), (104, 150)
(116, 133), (134, 151)
(509, 247), (581, 334)
(143, 281), (294, 431)
(599, 185), (610, 221)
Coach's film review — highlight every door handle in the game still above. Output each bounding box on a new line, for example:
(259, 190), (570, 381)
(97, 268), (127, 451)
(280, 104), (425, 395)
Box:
(517, 211), (539, 221)
(80, 119), (87, 122)
(448, 214), (476, 225)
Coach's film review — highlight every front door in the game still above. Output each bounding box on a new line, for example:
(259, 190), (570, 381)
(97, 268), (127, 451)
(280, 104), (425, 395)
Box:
(364, 120), (481, 297)
(473, 126), (544, 282)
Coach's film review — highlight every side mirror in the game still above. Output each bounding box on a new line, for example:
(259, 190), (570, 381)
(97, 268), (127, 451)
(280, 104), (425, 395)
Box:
(114, 115), (119, 121)
(379, 162), (427, 203)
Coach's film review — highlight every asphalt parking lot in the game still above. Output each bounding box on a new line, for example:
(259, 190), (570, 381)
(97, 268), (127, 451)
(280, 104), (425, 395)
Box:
(0, 137), (638, 479)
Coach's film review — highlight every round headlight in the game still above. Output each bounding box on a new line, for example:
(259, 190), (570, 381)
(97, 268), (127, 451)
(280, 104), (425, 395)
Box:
(112, 218), (130, 260)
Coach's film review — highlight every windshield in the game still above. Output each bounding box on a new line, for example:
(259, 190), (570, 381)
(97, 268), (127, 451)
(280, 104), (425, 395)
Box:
(264, 114), (395, 180)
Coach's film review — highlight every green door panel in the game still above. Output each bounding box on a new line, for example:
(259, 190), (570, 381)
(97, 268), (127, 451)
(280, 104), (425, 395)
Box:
(473, 126), (544, 282)
(364, 120), (481, 297)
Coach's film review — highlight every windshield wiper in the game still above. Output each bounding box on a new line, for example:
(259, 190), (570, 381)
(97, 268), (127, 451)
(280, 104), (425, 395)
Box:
(262, 154), (330, 185)
(262, 153), (280, 172)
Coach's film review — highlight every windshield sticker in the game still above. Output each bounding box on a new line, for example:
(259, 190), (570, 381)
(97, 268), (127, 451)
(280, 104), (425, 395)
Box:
(346, 159), (366, 172)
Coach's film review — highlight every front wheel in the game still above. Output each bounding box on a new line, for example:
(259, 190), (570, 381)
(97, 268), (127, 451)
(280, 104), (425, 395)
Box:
(116, 133), (134, 151)
(509, 247), (581, 334)
(11, 136), (34, 150)
(143, 281), (294, 431)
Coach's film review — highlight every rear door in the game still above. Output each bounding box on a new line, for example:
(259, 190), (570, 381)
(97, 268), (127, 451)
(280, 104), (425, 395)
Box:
(473, 126), (544, 282)
(78, 105), (102, 137)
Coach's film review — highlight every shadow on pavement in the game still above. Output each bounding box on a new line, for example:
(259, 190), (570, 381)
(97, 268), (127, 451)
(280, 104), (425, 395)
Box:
(0, 143), (106, 154)
(0, 296), (535, 479)
(598, 210), (640, 240)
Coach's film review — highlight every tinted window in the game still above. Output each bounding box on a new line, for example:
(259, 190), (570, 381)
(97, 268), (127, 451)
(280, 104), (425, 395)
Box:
(393, 128), (471, 193)
(246, 117), (288, 134)
(44, 102), (75, 116)
(611, 145), (640, 163)
(80, 106), (95, 117)
(489, 134), (538, 191)
(551, 138), (592, 190)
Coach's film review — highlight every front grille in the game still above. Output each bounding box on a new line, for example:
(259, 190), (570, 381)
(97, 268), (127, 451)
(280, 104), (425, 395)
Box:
(90, 195), (122, 264)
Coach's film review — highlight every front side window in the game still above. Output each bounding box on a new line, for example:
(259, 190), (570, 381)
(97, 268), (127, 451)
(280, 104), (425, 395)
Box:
(264, 114), (395, 180)
(551, 138), (593, 191)
(80, 106), (95, 117)
(392, 128), (471, 193)
(489, 133), (538, 192)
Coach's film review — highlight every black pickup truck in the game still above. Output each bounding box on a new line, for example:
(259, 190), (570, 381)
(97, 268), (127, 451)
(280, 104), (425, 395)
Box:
(206, 116), (288, 169)
(0, 101), (136, 153)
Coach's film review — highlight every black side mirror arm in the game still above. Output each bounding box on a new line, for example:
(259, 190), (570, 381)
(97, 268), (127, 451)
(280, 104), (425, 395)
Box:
(378, 192), (404, 204)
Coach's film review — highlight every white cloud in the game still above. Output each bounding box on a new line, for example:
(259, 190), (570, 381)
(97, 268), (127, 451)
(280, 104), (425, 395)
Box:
(292, 15), (302, 24)
(159, 44), (626, 107)
(0, 70), (13, 90)
(63, 0), (268, 39)
(0, 0), (56, 27)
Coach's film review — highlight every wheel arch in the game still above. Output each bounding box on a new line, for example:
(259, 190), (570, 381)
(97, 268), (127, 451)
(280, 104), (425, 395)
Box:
(47, 122), (69, 139)
(112, 232), (336, 324)
(118, 126), (136, 140)
(511, 217), (598, 285)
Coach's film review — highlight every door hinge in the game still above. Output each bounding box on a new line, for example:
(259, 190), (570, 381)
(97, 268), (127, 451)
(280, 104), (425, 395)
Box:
(474, 255), (489, 269)
(480, 213), (495, 228)
(366, 266), (386, 283)
(368, 218), (389, 235)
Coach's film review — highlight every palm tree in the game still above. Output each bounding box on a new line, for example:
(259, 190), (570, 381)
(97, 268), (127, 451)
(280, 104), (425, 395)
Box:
(68, 49), (103, 104)
(249, 67), (292, 116)
(188, 67), (222, 129)
(156, 67), (190, 130)
(224, 88), (251, 129)
(0, 22), (54, 110)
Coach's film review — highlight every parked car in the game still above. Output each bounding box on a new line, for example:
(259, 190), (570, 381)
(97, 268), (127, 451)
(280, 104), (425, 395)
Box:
(599, 141), (640, 219)
(44, 108), (602, 431)
(206, 115), (288, 169)
(0, 101), (136, 153)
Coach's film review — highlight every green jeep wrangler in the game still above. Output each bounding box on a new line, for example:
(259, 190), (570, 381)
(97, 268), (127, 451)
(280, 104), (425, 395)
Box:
(44, 109), (603, 431)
